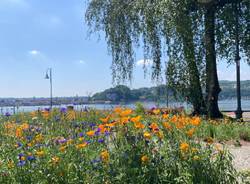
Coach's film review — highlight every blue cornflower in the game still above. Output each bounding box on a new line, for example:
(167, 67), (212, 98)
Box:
(27, 156), (36, 161)
(18, 160), (26, 167)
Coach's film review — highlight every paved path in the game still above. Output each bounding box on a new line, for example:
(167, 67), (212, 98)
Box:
(229, 142), (250, 171)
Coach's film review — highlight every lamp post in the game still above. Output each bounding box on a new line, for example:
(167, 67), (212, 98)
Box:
(45, 68), (53, 110)
(234, 1), (243, 120)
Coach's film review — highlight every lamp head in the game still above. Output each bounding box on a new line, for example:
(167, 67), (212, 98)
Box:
(45, 72), (49, 79)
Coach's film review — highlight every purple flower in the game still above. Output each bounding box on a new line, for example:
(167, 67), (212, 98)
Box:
(89, 123), (96, 128)
(60, 107), (67, 113)
(105, 131), (111, 137)
(79, 132), (84, 137)
(98, 139), (104, 143)
(57, 138), (67, 144)
(95, 128), (101, 136)
(17, 160), (26, 167)
(5, 112), (11, 117)
(18, 153), (25, 158)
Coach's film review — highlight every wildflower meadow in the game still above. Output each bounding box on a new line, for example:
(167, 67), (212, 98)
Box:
(0, 106), (247, 183)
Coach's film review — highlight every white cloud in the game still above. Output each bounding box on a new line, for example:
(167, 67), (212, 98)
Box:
(79, 60), (85, 64)
(136, 59), (153, 67)
(29, 50), (40, 56)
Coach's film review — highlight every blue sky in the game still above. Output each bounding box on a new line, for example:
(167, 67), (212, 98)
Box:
(0, 0), (249, 98)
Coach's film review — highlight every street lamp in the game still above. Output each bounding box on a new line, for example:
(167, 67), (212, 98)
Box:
(45, 68), (53, 109)
(234, 2), (243, 120)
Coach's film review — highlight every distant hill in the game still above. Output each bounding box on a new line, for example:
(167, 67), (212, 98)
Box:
(91, 80), (250, 103)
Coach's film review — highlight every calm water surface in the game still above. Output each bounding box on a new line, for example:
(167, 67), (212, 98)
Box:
(1, 100), (250, 114)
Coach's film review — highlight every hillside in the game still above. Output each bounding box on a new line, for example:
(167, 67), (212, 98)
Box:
(91, 80), (250, 103)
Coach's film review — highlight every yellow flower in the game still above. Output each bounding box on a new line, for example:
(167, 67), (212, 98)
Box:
(191, 148), (199, 153)
(193, 155), (200, 161)
(180, 142), (189, 153)
(35, 134), (43, 142)
(51, 156), (60, 164)
(78, 137), (84, 142)
(153, 109), (161, 115)
(86, 131), (95, 137)
(7, 160), (14, 168)
(156, 131), (164, 139)
(36, 150), (45, 157)
(143, 132), (151, 140)
(141, 155), (149, 164)
(101, 150), (109, 163)
(75, 142), (88, 150)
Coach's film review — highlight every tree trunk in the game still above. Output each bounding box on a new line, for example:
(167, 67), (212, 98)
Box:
(205, 7), (223, 118)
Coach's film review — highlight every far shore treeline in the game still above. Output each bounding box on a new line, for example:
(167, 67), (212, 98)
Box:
(1, 80), (250, 107)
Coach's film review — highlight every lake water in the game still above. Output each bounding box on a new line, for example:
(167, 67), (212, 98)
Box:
(1, 100), (250, 115)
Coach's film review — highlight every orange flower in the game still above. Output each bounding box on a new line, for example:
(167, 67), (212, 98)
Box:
(163, 122), (172, 130)
(149, 123), (159, 132)
(114, 107), (122, 114)
(171, 115), (178, 123)
(20, 123), (29, 130)
(15, 128), (23, 138)
(162, 114), (169, 119)
(120, 117), (130, 125)
(86, 131), (95, 137)
(130, 116), (141, 123)
(180, 142), (189, 153)
(186, 128), (195, 138)
(120, 109), (133, 117)
(100, 116), (110, 123)
(134, 122), (145, 129)
(75, 142), (88, 149)
(191, 117), (201, 126)
(98, 124), (106, 133)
